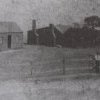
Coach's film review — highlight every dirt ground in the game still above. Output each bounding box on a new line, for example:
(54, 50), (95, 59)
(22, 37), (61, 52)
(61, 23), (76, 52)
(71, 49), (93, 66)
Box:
(0, 78), (100, 100)
(0, 45), (99, 100)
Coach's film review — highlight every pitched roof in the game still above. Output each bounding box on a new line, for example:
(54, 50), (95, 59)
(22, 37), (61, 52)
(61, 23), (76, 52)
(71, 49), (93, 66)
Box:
(32, 24), (70, 35)
(37, 27), (50, 35)
(0, 22), (22, 33)
(55, 24), (71, 34)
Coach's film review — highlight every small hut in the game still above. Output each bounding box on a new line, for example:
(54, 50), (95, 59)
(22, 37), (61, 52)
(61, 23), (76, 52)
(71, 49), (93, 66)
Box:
(0, 21), (23, 51)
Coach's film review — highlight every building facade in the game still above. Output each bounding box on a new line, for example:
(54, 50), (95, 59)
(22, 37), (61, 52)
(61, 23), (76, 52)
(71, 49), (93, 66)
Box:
(0, 22), (23, 51)
(27, 20), (64, 47)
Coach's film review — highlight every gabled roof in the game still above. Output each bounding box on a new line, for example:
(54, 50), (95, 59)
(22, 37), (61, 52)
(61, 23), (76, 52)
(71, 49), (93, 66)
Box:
(55, 24), (71, 34)
(29, 24), (71, 35)
(37, 27), (50, 35)
(37, 25), (62, 35)
(0, 22), (22, 33)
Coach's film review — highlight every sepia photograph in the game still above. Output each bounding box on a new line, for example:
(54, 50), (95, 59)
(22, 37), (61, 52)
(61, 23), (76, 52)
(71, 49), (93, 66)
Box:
(0, 0), (100, 100)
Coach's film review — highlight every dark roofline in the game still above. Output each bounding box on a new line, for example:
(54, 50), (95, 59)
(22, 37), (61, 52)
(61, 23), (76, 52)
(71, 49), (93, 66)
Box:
(28, 25), (62, 34)
(0, 21), (23, 33)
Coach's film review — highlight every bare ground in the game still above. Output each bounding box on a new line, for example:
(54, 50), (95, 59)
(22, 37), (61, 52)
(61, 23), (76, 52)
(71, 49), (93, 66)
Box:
(0, 45), (99, 100)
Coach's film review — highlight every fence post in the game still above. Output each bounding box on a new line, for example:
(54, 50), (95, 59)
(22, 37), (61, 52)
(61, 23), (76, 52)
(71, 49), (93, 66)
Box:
(36, 35), (39, 45)
(59, 47), (66, 75)
(62, 54), (66, 75)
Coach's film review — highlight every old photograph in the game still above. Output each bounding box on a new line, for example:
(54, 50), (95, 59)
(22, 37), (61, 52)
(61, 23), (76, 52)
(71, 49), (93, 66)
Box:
(0, 0), (100, 100)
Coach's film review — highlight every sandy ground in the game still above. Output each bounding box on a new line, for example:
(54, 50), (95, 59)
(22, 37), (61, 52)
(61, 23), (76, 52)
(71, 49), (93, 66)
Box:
(0, 45), (99, 100)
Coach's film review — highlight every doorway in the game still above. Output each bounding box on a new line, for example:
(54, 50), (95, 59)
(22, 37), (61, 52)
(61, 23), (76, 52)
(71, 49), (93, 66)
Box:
(8, 35), (11, 48)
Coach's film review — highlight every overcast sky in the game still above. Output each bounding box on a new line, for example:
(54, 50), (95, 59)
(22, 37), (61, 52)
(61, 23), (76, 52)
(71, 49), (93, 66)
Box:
(0, 0), (100, 42)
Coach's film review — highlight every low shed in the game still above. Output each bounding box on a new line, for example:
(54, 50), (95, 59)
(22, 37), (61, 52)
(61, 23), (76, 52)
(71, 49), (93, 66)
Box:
(0, 22), (23, 51)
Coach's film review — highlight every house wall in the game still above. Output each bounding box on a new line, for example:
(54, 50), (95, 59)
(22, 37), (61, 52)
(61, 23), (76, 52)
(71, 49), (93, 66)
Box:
(0, 33), (8, 51)
(27, 30), (36, 45)
(39, 32), (54, 47)
(54, 28), (64, 46)
(38, 28), (55, 47)
(0, 32), (23, 51)
(27, 27), (63, 47)
(11, 33), (23, 49)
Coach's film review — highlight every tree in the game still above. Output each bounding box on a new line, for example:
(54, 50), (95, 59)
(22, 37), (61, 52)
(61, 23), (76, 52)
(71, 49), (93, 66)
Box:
(84, 15), (100, 29)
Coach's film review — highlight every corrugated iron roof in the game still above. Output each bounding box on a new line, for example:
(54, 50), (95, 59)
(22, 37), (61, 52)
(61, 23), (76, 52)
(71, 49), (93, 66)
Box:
(0, 22), (22, 33)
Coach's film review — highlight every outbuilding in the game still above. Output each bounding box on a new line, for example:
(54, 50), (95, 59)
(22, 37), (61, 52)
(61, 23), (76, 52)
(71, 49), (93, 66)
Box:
(0, 22), (23, 51)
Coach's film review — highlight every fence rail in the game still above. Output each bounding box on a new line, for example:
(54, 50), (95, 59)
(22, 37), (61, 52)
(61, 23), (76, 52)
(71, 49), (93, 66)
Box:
(29, 57), (95, 76)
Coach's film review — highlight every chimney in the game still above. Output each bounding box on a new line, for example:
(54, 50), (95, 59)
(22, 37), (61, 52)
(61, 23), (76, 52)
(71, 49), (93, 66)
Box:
(32, 20), (39, 44)
(32, 20), (36, 30)
(49, 24), (54, 32)
(32, 20), (39, 36)
(49, 24), (56, 46)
